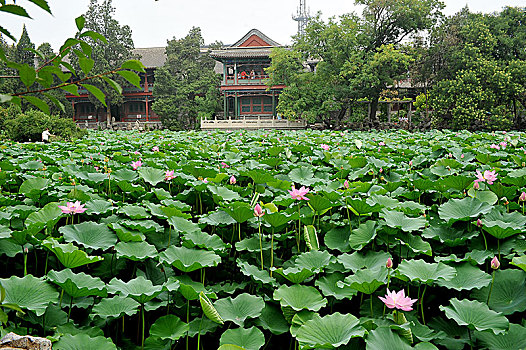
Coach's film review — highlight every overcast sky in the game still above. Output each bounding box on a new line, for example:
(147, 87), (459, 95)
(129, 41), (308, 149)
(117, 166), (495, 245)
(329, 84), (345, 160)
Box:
(1, 0), (524, 50)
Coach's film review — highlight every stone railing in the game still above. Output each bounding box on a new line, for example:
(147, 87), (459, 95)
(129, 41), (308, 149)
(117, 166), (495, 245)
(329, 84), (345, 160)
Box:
(201, 116), (306, 130)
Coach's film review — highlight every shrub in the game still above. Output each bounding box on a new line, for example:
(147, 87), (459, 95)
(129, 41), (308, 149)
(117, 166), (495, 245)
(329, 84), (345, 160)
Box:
(1, 108), (86, 142)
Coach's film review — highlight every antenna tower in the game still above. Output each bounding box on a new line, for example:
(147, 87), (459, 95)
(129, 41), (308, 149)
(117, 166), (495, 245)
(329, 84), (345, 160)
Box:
(293, 0), (310, 36)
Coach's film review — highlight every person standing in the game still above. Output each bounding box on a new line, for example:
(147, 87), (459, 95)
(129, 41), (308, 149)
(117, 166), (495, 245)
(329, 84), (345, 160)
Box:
(41, 128), (54, 143)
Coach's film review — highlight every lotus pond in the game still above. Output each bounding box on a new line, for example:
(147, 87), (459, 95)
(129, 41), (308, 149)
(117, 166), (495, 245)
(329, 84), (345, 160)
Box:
(0, 129), (525, 350)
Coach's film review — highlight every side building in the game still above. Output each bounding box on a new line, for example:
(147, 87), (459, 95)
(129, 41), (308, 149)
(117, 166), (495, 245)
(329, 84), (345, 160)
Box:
(66, 47), (166, 128)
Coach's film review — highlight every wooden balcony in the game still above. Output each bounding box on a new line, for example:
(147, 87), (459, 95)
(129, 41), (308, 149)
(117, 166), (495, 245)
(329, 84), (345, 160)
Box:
(201, 116), (307, 130)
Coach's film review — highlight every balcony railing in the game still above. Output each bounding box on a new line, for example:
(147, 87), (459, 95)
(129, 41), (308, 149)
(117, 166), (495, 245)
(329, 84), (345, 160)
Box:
(225, 75), (269, 86)
(201, 116), (306, 130)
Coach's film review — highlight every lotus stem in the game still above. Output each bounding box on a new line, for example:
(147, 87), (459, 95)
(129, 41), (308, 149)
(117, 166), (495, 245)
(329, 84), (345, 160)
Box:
(420, 284), (427, 325)
(487, 270), (496, 305)
(296, 203), (301, 252)
(186, 300), (190, 350)
(141, 304), (145, 350)
(270, 228), (274, 277)
(22, 247), (27, 276)
(44, 250), (49, 275)
(383, 269), (391, 317)
(258, 219), (264, 270)
(481, 230), (487, 251)
(238, 223), (241, 241)
(196, 313), (204, 350)
(59, 289), (64, 308)
(67, 297), (73, 322)
(370, 295), (374, 317)
(498, 239), (501, 261)
(468, 328), (473, 350)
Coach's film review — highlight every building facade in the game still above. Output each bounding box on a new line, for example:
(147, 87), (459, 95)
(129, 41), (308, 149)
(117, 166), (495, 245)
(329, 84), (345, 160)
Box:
(210, 29), (285, 119)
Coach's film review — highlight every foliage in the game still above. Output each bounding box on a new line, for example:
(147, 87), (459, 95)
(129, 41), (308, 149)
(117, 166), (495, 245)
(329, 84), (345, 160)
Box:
(152, 27), (222, 130)
(0, 129), (522, 349)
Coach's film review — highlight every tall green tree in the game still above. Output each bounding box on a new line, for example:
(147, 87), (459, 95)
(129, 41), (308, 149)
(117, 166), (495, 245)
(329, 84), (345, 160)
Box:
(79, 0), (135, 126)
(152, 27), (221, 130)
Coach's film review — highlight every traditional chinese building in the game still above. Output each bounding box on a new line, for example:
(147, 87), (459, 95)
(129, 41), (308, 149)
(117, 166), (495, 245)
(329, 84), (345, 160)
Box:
(210, 29), (285, 119)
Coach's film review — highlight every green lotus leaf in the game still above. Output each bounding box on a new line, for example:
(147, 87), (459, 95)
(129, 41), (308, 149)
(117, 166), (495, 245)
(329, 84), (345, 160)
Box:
(365, 326), (412, 350)
(237, 260), (276, 285)
(304, 225), (319, 251)
(149, 314), (189, 341)
(397, 259), (456, 284)
(296, 312), (366, 349)
(482, 222), (523, 239)
(0, 274), (58, 316)
(294, 250), (332, 273)
(138, 167), (165, 186)
(341, 267), (387, 294)
(159, 246), (221, 272)
(118, 205), (151, 219)
(254, 303), (289, 335)
(167, 215), (201, 234)
(438, 197), (492, 224)
(324, 227), (350, 253)
(471, 269), (526, 315)
(19, 177), (50, 198)
(55, 323), (105, 338)
(115, 241), (157, 261)
(273, 267), (313, 284)
(117, 180), (144, 193)
(47, 269), (107, 298)
(290, 310), (321, 337)
(187, 316), (220, 337)
(380, 210), (426, 232)
(422, 224), (478, 247)
(113, 168), (138, 182)
(218, 345), (246, 350)
(108, 276), (164, 304)
(348, 199), (382, 215)
(235, 236), (271, 252)
(511, 255), (526, 272)
(25, 202), (62, 230)
(208, 185), (241, 202)
(315, 272), (357, 300)
(307, 195), (333, 215)
(108, 223), (145, 242)
(263, 212), (292, 228)
(42, 238), (103, 269)
(437, 263), (492, 291)
(349, 220), (377, 250)
(394, 232), (432, 256)
(200, 210), (237, 226)
(84, 200), (113, 215)
(91, 295), (140, 319)
(54, 334), (117, 350)
(168, 275), (216, 301)
(219, 327), (265, 350)
(60, 222), (117, 250)
(214, 293), (265, 327)
(467, 189), (499, 205)
(273, 284), (327, 312)
(223, 202), (254, 224)
(182, 230), (228, 253)
(200, 291), (224, 325)
(289, 166), (316, 186)
(475, 323), (526, 350)
(121, 219), (162, 234)
(337, 251), (390, 272)
(440, 298), (509, 334)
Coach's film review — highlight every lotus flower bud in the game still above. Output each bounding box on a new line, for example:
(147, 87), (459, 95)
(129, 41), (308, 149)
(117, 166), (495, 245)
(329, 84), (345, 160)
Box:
(409, 160), (413, 167)
(476, 219), (482, 227)
(253, 203), (264, 218)
(386, 257), (393, 269)
(229, 175), (236, 185)
(473, 181), (480, 190)
(519, 192), (526, 202)
(491, 256), (500, 270)
(343, 180), (349, 189)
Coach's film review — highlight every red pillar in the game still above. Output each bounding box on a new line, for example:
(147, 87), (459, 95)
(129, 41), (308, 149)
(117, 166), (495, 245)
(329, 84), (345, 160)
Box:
(145, 96), (149, 122)
(72, 101), (76, 121)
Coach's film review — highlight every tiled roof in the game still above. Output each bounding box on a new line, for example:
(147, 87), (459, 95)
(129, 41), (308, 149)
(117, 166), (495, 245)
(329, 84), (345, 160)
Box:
(210, 48), (274, 59)
(232, 29), (281, 47)
(133, 47), (166, 68)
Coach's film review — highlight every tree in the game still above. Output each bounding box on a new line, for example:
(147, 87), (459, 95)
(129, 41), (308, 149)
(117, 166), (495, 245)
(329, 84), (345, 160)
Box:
(152, 27), (221, 130)
(79, 0), (135, 127)
(355, 0), (444, 122)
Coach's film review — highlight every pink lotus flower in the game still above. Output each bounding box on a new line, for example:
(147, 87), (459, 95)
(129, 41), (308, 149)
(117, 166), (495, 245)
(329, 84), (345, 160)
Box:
(253, 203), (264, 217)
(152, 146), (159, 152)
(477, 219), (482, 227)
(499, 142), (507, 149)
(343, 180), (349, 189)
(386, 258), (393, 269)
(165, 170), (175, 181)
(58, 201), (87, 215)
(379, 289), (417, 312)
(133, 151), (141, 155)
(490, 144), (500, 150)
(473, 181), (480, 190)
(475, 170), (498, 185)
(131, 160), (142, 170)
(202, 178), (208, 184)
(221, 162), (230, 168)
(519, 192), (526, 202)
(409, 160), (413, 167)
(289, 185), (310, 201)
(379, 142), (385, 146)
(321, 144), (330, 151)
(491, 256), (500, 270)
(229, 175), (236, 185)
